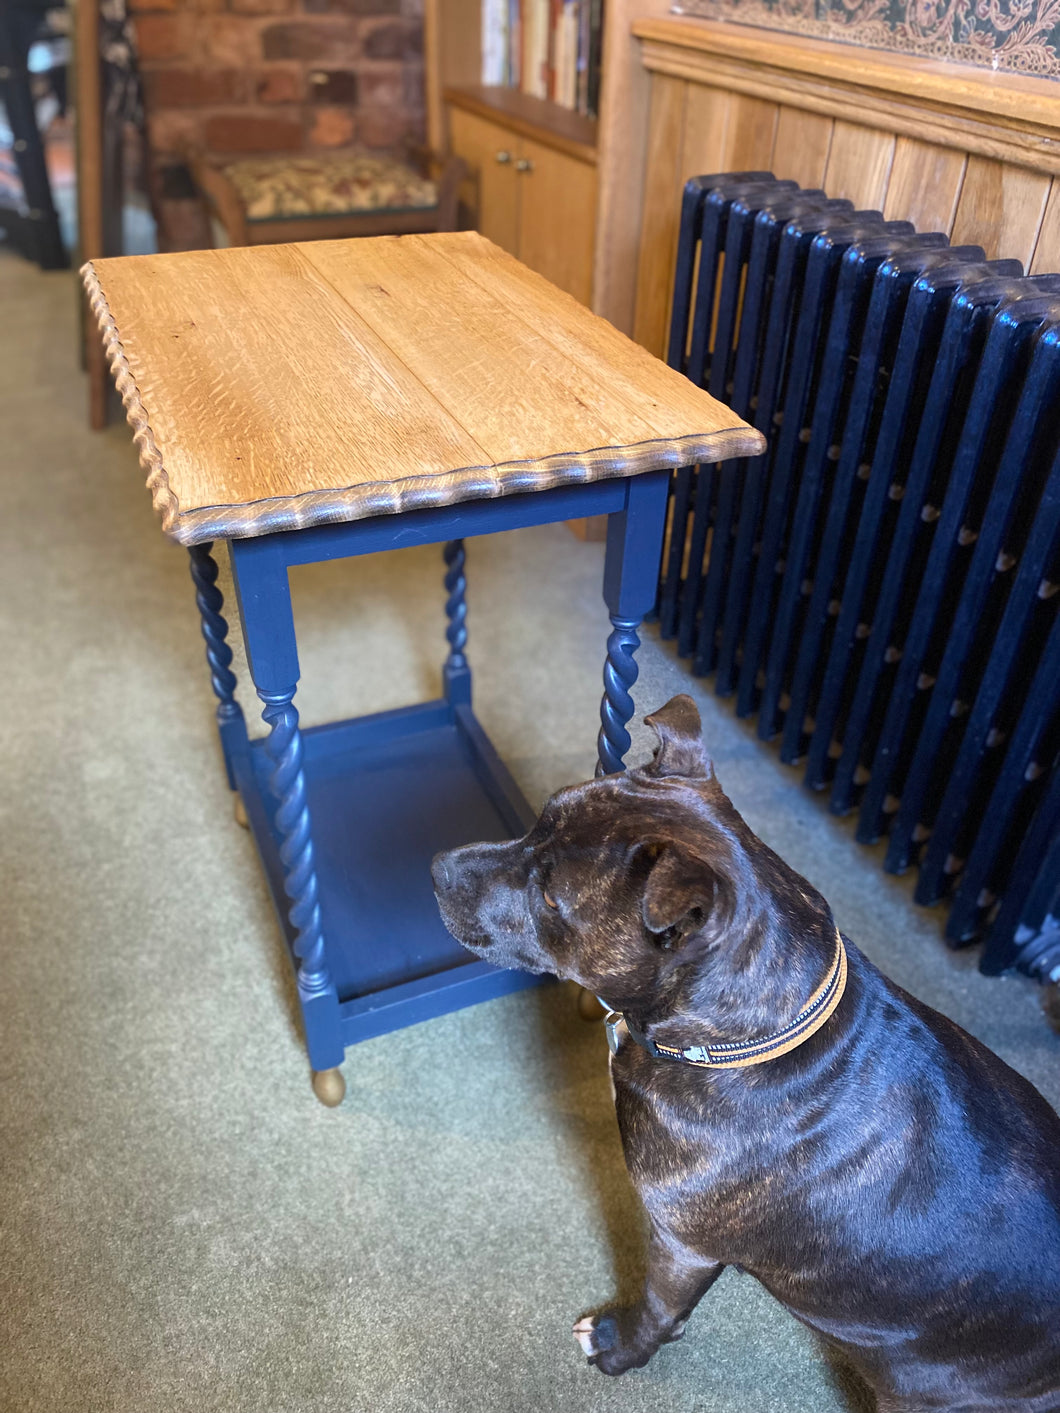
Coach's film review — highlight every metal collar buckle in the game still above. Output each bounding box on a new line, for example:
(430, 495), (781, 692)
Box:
(605, 1010), (629, 1055)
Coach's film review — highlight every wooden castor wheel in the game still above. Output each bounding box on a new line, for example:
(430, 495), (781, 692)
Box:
(312, 1067), (346, 1107)
(577, 988), (606, 1022)
(234, 793), (249, 828)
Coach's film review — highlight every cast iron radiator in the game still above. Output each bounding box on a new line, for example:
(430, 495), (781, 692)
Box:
(659, 172), (1060, 985)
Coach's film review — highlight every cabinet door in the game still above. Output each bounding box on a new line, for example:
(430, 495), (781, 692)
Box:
(515, 137), (597, 306)
(448, 108), (519, 256)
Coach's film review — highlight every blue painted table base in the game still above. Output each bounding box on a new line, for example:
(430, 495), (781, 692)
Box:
(187, 472), (670, 1092)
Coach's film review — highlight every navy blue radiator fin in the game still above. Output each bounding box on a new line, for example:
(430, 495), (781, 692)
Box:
(659, 172), (1060, 982)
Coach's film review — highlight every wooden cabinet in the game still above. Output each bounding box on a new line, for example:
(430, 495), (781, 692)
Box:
(447, 91), (598, 307)
(447, 107), (520, 254)
(516, 135), (597, 305)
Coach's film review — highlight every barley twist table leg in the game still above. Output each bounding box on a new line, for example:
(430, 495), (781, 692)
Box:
(597, 617), (641, 776)
(595, 472), (671, 777)
(443, 538), (471, 705)
(228, 535), (344, 1100)
(188, 541), (246, 790)
(259, 689), (331, 999)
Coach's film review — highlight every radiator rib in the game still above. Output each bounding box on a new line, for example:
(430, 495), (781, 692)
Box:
(661, 174), (1060, 985)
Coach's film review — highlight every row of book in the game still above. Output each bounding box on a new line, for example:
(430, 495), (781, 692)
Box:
(481, 0), (605, 118)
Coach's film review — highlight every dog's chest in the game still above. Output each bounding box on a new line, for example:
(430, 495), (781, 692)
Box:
(610, 1057), (787, 1240)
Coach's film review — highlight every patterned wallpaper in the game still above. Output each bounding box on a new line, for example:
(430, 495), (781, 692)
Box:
(673, 0), (1060, 78)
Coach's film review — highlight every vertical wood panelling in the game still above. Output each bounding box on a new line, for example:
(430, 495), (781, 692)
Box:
(950, 156), (1050, 267)
(722, 93), (780, 172)
(883, 138), (968, 234)
(1030, 178), (1060, 273)
(632, 74), (688, 356)
(680, 83), (737, 179)
(824, 121), (896, 210)
(590, 0), (674, 333)
(629, 60), (1060, 357)
(771, 106), (834, 188)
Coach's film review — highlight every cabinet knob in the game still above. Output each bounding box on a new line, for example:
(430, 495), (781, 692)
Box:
(515, 158), (534, 173)
(495, 150), (512, 164)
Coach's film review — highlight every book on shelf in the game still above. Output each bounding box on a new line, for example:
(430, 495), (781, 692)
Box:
(481, 0), (604, 117)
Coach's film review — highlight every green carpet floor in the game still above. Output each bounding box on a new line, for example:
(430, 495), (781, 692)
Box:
(2, 250), (1057, 1413)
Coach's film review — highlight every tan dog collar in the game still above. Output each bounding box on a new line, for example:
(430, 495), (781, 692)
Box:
(606, 931), (848, 1070)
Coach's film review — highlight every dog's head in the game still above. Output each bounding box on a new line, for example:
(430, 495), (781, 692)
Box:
(432, 695), (832, 1023)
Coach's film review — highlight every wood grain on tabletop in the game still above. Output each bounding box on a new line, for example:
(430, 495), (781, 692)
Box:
(428, 231), (742, 436)
(85, 232), (761, 539)
(88, 242), (487, 509)
(300, 232), (728, 464)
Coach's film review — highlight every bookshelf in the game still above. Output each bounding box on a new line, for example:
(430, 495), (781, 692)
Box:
(424, 0), (673, 330)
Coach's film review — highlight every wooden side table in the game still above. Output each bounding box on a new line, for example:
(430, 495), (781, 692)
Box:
(82, 232), (763, 1104)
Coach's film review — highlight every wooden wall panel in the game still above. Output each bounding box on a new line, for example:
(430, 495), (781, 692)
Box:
(633, 80), (732, 358)
(884, 138), (967, 234)
(824, 121), (896, 210)
(1030, 179), (1060, 274)
(629, 34), (1060, 354)
(590, 0), (673, 333)
(619, 19), (1060, 343)
(950, 156), (1050, 267)
(680, 83), (736, 179)
(636, 20), (1060, 176)
(771, 106), (833, 188)
(632, 75), (688, 357)
(722, 93), (779, 172)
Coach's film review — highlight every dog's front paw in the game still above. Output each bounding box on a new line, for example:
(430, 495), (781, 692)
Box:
(572, 1310), (651, 1376)
(572, 1314), (615, 1359)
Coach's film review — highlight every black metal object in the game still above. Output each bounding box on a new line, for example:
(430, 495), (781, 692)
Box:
(718, 204), (881, 699)
(659, 173), (1060, 985)
(980, 760), (1060, 982)
(0, 0), (68, 269)
(851, 275), (1060, 843)
(660, 173), (784, 641)
(754, 233), (959, 744)
(807, 255), (1020, 799)
(884, 309), (1060, 876)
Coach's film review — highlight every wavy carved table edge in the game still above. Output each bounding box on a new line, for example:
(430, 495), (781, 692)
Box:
(80, 259), (766, 547)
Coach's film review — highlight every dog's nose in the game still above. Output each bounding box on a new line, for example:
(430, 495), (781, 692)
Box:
(431, 853), (453, 892)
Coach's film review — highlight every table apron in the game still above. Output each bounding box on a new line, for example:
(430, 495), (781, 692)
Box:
(226, 476), (637, 571)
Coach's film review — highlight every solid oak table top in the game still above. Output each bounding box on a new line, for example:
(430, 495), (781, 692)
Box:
(82, 231), (764, 546)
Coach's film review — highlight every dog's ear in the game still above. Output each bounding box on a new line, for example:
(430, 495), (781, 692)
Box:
(643, 695), (713, 780)
(638, 843), (718, 950)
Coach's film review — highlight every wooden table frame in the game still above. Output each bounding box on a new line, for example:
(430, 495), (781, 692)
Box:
(82, 231), (762, 1104)
(196, 472), (668, 1105)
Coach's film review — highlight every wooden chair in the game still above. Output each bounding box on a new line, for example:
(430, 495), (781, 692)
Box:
(185, 145), (465, 248)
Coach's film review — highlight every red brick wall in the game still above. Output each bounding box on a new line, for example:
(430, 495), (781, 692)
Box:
(131, 0), (426, 163)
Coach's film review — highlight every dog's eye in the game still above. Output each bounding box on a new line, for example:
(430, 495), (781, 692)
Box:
(542, 887), (559, 911)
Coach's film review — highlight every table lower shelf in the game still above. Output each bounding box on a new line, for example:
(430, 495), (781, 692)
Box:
(232, 698), (547, 1048)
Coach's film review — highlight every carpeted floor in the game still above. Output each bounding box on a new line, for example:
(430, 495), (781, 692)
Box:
(2, 249), (1057, 1413)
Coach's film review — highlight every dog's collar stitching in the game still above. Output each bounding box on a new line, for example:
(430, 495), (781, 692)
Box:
(605, 932), (848, 1070)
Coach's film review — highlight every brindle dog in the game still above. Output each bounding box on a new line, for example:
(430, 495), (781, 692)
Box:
(432, 695), (1060, 1412)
